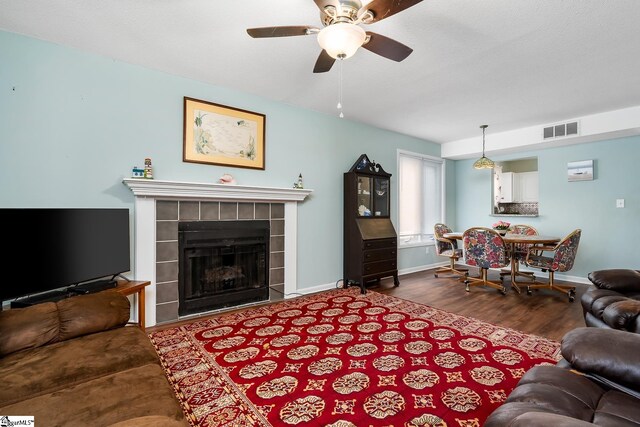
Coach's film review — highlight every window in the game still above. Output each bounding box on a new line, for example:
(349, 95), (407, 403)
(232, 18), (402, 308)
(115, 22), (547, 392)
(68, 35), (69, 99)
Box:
(398, 150), (444, 246)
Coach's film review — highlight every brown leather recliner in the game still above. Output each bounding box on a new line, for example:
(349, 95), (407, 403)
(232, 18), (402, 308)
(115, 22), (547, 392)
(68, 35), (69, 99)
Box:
(485, 327), (640, 426)
(581, 269), (640, 332)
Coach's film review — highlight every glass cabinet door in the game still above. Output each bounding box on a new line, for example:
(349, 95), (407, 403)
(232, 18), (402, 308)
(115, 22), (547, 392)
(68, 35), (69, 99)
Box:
(356, 176), (373, 216)
(373, 178), (390, 217)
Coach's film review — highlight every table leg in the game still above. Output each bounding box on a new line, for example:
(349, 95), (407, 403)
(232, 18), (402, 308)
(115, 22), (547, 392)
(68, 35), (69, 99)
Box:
(510, 243), (522, 294)
(139, 288), (146, 330)
(510, 262), (522, 293)
(510, 243), (538, 293)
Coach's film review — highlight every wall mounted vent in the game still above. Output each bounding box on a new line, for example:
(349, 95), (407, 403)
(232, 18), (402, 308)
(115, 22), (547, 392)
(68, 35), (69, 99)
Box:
(543, 121), (579, 140)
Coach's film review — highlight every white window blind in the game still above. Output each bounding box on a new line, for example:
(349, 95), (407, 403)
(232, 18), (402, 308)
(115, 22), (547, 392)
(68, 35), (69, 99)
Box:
(398, 151), (444, 245)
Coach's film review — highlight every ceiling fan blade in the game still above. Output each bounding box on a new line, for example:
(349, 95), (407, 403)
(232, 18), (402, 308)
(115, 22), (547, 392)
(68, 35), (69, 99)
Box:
(363, 32), (413, 62)
(313, 50), (336, 73)
(247, 26), (314, 38)
(359, 0), (423, 23)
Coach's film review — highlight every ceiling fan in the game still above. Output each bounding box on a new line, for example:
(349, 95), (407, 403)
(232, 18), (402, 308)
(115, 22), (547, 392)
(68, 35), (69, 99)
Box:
(247, 0), (423, 73)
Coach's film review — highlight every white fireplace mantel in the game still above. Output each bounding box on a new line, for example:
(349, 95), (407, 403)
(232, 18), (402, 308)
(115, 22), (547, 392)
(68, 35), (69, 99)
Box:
(123, 178), (313, 201)
(123, 178), (313, 327)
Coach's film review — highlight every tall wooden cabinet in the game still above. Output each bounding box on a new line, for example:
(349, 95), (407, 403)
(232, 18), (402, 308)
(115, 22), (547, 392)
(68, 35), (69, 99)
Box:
(344, 154), (399, 294)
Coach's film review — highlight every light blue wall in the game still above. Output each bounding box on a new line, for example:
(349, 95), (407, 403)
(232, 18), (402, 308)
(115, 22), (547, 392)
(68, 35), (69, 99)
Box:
(0, 31), (446, 290)
(454, 136), (640, 279)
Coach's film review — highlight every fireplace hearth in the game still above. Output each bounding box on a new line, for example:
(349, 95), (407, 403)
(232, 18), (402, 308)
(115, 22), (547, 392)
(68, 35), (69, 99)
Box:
(178, 220), (269, 316)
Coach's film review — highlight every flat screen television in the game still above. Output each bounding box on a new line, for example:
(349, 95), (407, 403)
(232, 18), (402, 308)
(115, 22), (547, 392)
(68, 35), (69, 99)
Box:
(0, 208), (130, 302)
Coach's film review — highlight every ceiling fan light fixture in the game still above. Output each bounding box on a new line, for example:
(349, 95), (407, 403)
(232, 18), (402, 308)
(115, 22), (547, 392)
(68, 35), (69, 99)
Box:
(317, 23), (366, 59)
(473, 124), (495, 170)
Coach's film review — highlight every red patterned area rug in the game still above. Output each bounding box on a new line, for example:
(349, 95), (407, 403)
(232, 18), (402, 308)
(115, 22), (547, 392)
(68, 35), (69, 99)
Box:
(149, 288), (560, 427)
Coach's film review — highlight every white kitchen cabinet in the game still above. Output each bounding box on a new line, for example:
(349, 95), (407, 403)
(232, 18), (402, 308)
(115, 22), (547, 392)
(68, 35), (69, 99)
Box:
(516, 171), (539, 202)
(498, 171), (538, 203)
(499, 172), (515, 202)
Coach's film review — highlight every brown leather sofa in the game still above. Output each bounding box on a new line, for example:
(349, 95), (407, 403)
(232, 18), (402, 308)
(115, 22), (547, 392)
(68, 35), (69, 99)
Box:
(484, 327), (640, 426)
(0, 291), (188, 427)
(582, 269), (640, 332)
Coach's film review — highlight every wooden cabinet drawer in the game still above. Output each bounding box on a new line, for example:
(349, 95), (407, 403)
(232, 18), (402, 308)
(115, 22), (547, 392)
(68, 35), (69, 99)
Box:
(363, 259), (397, 275)
(363, 238), (397, 250)
(363, 248), (397, 262)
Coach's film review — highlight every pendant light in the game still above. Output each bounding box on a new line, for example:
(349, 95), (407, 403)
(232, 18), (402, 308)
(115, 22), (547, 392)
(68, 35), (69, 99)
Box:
(473, 124), (495, 169)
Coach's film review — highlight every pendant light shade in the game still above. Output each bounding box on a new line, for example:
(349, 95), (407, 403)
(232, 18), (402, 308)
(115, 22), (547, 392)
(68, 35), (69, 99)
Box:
(473, 124), (495, 169)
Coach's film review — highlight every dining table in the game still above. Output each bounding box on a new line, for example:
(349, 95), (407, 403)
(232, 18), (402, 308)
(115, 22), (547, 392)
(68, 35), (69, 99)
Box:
(442, 231), (560, 293)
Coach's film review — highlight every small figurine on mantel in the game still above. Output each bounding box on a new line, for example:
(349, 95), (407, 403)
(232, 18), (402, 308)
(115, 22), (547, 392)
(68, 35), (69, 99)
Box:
(219, 173), (236, 185)
(131, 166), (144, 178)
(143, 158), (153, 179)
(293, 173), (304, 189)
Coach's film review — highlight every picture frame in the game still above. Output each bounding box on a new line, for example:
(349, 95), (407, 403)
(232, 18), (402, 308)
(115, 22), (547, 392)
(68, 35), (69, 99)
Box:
(183, 97), (265, 170)
(567, 159), (594, 181)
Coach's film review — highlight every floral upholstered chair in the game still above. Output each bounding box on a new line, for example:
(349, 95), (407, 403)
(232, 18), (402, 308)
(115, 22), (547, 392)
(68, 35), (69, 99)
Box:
(525, 229), (581, 302)
(433, 223), (468, 279)
(462, 227), (508, 294)
(499, 224), (538, 282)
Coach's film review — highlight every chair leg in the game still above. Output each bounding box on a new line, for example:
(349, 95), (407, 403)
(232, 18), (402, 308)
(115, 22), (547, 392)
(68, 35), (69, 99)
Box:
(435, 257), (468, 279)
(464, 268), (507, 295)
(500, 261), (534, 280)
(526, 271), (577, 302)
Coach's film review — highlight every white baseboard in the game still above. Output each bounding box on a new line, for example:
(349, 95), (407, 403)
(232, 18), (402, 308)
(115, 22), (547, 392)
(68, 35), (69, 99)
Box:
(555, 274), (590, 285)
(398, 262), (447, 276)
(488, 267), (591, 285)
(294, 281), (339, 296)
(295, 263), (450, 296)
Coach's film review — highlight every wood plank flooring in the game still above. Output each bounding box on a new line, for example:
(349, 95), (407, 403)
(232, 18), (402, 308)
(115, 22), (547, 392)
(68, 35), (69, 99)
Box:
(149, 267), (588, 342)
(374, 268), (587, 342)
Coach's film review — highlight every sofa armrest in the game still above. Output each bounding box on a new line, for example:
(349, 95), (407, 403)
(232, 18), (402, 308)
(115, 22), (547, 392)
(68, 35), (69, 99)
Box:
(561, 327), (640, 393)
(56, 290), (130, 341)
(603, 299), (640, 333)
(588, 269), (640, 293)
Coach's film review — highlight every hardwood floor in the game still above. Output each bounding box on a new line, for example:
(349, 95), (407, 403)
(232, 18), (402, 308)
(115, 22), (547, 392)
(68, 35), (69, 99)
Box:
(149, 267), (589, 342)
(374, 268), (587, 342)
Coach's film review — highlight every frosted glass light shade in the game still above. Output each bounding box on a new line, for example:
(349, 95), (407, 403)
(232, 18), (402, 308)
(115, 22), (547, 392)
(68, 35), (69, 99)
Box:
(317, 23), (367, 59)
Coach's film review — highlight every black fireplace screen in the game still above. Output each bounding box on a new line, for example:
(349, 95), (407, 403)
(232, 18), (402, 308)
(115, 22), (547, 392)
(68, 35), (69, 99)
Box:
(178, 220), (269, 316)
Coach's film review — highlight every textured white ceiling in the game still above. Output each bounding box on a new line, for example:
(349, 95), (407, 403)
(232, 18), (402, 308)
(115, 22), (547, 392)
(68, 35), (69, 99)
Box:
(1, 0), (639, 143)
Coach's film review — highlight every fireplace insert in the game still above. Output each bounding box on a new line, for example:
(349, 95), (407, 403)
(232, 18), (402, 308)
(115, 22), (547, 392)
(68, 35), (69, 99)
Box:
(178, 220), (269, 316)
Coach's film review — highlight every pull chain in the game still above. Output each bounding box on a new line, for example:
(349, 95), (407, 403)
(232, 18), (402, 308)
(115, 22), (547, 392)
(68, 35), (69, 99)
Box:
(337, 56), (344, 118)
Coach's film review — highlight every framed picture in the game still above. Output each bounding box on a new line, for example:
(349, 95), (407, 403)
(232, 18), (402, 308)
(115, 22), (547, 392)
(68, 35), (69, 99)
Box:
(567, 160), (593, 181)
(183, 97), (265, 170)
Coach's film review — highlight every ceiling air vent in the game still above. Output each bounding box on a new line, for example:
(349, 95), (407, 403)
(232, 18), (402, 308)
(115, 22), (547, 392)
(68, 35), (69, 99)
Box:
(543, 121), (579, 140)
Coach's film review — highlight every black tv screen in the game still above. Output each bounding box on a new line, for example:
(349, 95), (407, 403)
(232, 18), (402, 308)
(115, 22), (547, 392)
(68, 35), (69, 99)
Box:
(0, 208), (130, 301)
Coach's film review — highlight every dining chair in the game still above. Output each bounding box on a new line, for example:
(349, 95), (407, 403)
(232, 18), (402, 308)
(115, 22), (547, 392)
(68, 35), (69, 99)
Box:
(524, 229), (581, 302)
(462, 227), (508, 294)
(499, 224), (538, 282)
(433, 223), (468, 279)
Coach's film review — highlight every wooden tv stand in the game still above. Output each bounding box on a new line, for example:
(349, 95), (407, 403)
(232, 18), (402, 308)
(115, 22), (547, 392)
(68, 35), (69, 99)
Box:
(114, 280), (151, 329)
